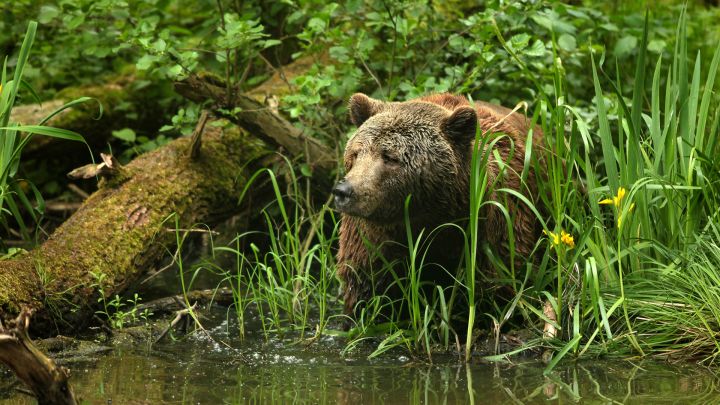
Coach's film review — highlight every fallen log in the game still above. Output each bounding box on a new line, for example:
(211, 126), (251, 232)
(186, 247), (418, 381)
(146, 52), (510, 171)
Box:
(0, 55), (335, 332)
(0, 125), (268, 333)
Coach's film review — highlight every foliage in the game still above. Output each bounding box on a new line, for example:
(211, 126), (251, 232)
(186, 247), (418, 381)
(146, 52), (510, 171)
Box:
(0, 21), (89, 240)
(92, 270), (152, 329)
(181, 2), (720, 368)
(281, 0), (720, 146)
(518, 7), (720, 369)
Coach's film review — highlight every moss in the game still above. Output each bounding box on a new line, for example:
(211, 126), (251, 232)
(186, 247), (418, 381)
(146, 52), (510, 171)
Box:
(0, 125), (270, 333)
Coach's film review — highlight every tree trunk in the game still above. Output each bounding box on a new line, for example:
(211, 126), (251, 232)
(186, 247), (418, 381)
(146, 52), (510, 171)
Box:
(0, 125), (268, 333)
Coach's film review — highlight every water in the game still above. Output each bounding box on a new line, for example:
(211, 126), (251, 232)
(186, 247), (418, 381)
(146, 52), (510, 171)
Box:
(2, 310), (719, 404)
(64, 354), (716, 404)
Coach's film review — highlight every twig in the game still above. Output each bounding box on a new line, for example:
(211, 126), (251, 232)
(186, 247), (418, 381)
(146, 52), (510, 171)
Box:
(44, 202), (82, 212)
(188, 110), (210, 159)
(155, 302), (198, 343)
(164, 227), (219, 234)
(67, 184), (89, 199)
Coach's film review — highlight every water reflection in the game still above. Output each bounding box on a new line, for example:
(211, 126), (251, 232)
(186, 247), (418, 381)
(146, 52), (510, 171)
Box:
(2, 311), (720, 405)
(2, 339), (720, 404)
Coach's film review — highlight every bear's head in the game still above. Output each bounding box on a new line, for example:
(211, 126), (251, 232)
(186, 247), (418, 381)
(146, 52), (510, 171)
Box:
(333, 93), (478, 224)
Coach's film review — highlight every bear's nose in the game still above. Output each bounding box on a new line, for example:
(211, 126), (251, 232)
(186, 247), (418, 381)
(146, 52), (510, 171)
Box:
(332, 180), (354, 209)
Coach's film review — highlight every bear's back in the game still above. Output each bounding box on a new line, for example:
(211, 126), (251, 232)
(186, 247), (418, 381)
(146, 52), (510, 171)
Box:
(419, 93), (541, 147)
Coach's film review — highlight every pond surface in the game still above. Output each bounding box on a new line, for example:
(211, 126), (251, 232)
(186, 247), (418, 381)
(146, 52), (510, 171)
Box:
(1, 307), (719, 405)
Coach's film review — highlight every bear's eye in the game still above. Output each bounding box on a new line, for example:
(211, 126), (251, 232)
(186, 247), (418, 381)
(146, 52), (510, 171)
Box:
(381, 151), (401, 165)
(346, 152), (357, 170)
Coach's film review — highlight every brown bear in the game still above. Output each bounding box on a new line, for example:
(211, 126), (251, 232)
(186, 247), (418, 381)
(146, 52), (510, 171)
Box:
(333, 93), (542, 319)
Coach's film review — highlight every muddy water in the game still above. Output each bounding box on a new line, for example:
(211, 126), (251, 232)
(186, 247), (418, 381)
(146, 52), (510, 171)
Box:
(2, 309), (719, 405)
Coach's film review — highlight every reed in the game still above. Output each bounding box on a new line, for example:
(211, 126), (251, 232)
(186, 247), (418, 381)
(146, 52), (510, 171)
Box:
(184, 9), (720, 366)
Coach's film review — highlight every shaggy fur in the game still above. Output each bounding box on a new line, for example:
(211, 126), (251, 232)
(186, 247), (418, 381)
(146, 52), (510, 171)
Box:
(335, 93), (543, 317)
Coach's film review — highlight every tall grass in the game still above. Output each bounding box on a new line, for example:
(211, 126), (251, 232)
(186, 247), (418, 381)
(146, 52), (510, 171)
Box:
(523, 8), (720, 368)
(184, 10), (720, 366)
(192, 160), (340, 341)
(0, 21), (93, 240)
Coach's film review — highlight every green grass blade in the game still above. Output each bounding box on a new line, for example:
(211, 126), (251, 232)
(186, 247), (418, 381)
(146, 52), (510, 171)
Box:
(591, 53), (619, 192)
(696, 42), (720, 150)
(544, 334), (582, 375)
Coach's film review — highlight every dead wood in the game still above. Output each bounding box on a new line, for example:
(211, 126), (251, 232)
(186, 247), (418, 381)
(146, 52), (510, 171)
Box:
(0, 55), (327, 334)
(67, 152), (127, 180)
(136, 287), (235, 316)
(154, 302), (198, 343)
(0, 125), (269, 333)
(0, 309), (76, 405)
(174, 73), (336, 173)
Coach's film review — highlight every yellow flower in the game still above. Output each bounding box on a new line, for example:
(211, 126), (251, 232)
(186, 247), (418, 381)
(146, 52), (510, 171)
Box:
(600, 187), (634, 229)
(543, 229), (560, 245)
(560, 230), (575, 249)
(599, 187), (626, 207)
(544, 229), (574, 248)
(617, 202), (636, 229)
(617, 187), (626, 201)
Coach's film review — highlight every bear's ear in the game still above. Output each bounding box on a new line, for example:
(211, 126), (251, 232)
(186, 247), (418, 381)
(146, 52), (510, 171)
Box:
(349, 93), (384, 127)
(441, 106), (478, 145)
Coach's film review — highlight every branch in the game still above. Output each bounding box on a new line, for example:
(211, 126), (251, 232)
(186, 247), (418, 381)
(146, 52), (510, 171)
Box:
(174, 73), (336, 173)
(0, 309), (76, 405)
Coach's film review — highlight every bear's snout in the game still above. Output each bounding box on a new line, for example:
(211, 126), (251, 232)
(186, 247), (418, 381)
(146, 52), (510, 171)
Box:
(332, 180), (354, 211)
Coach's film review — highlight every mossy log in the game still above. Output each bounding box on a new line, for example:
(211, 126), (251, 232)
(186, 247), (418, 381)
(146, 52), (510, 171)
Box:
(0, 125), (267, 333)
(0, 56), (330, 333)
(11, 75), (175, 157)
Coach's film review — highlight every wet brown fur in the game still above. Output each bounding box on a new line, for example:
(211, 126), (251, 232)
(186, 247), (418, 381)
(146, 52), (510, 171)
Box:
(336, 93), (543, 318)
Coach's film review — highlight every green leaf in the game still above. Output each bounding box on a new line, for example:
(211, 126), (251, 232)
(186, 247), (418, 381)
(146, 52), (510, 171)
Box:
(509, 33), (530, 53)
(152, 39), (167, 52)
(307, 17), (326, 33)
(614, 35), (637, 58)
(136, 54), (159, 71)
(262, 39), (282, 49)
(63, 13), (85, 30)
(647, 39), (666, 54)
(558, 34), (577, 52)
(38, 97), (102, 126)
(112, 128), (136, 143)
(591, 53), (619, 192)
(329, 46), (349, 62)
(544, 334), (582, 374)
(0, 125), (84, 142)
(525, 40), (546, 57)
(38, 5), (60, 24)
